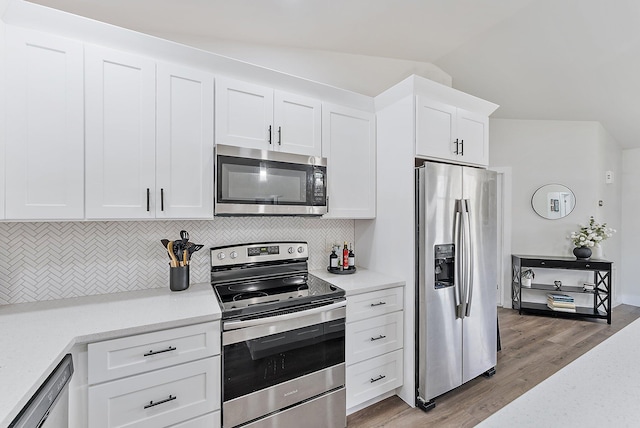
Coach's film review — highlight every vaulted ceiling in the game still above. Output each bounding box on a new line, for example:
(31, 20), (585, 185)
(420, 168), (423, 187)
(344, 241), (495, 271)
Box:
(24, 0), (640, 149)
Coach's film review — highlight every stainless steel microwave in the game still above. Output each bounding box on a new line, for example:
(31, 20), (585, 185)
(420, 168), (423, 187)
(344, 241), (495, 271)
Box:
(214, 144), (327, 216)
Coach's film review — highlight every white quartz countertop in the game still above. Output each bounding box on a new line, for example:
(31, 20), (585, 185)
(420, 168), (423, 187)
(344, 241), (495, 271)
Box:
(310, 267), (405, 295)
(0, 283), (220, 427)
(478, 316), (640, 427)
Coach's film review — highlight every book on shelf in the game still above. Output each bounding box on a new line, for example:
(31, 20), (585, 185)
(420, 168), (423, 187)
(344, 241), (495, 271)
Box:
(546, 297), (576, 309)
(547, 302), (576, 313)
(547, 293), (574, 302)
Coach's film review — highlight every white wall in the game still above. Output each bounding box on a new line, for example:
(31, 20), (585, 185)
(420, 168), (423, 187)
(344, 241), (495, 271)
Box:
(490, 119), (623, 303)
(145, 36), (453, 97)
(621, 148), (640, 305)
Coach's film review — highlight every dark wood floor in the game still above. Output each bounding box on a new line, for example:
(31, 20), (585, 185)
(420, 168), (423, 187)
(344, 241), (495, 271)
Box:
(347, 304), (640, 427)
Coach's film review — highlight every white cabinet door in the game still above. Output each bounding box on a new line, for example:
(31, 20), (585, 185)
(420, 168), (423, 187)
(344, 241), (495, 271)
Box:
(215, 77), (273, 151)
(274, 91), (321, 157)
(156, 63), (214, 219)
(4, 27), (84, 219)
(85, 45), (156, 219)
(88, 357), (220, 428)
(346, 349), (403, 409)
(322, 104), (376, 219)
(415, 96), (457, 161)
(416, 96), (490, 167)
(457, 108), (489, 166)
(215, 78), (321, 157)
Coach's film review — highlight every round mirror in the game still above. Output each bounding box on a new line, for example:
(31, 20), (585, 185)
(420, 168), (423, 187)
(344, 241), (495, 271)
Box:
(531, 184), (576, 219)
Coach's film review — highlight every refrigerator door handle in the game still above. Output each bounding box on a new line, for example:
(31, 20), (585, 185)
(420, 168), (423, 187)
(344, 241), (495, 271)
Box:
(454, 200), (464, 319)
(463, 199), (474, 317)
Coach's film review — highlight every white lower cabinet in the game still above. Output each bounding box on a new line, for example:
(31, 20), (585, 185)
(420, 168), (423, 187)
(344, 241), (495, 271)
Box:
(88, 357), (219, 428)
(87, 322), (221, 428)
(346, 349), (403, 409)
(345, 286), (404, 410)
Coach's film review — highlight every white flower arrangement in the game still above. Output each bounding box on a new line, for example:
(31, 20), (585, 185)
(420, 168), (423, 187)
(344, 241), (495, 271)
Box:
(569, 216), (616, 248)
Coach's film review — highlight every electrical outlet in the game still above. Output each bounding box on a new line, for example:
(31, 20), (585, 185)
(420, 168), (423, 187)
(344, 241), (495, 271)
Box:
(325, 240), (337, 253)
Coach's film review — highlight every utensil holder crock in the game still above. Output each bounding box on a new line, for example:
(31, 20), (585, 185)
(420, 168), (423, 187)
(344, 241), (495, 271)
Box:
(169, 265), (189, 292)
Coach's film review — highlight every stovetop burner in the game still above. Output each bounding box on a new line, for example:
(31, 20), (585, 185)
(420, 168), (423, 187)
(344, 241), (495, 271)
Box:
(232, 291), (268, 301)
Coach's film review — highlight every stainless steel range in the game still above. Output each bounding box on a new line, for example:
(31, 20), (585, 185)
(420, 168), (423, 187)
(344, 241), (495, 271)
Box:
(211, 242), (346, 428)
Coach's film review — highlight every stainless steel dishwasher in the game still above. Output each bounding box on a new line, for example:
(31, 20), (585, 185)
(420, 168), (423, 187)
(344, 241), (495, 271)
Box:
(9, 354), (74, 428)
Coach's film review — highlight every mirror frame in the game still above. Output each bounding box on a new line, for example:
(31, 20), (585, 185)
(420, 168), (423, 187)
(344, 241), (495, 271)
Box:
(531, 183), (576, 220)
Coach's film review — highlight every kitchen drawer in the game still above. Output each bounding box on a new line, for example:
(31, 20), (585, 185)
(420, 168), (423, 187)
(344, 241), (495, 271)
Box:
(168, 411), (220, 428)
(88, 356), (220, 428)
(346, 311), (403, 365)
(346, 286), (403, 322)
(88, 322), (220, 384)
(346, 349), (403, 409)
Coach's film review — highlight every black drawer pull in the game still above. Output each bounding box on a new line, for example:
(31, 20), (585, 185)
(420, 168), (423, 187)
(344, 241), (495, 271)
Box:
(540, 261), (546, 265)
(370, 375), (386, 383)
(144, 346), (177, 357)
(371, 334), (387, 341)
(370, 301), (386, 307)
(144, 395), (176, 409)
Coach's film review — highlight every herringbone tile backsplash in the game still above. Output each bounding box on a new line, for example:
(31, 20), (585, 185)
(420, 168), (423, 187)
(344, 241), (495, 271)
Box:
(0, 218), (354, 305)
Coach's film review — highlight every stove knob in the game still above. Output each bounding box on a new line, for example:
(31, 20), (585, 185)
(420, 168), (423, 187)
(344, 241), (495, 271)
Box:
(230, 251), (238, 259)
(297, 246), (304, 254)
(288, 247), (294, 254)
(217, 252), (226, 260)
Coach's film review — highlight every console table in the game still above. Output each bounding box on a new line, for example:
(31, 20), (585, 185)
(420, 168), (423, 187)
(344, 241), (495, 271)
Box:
(512, 254), (612, 324)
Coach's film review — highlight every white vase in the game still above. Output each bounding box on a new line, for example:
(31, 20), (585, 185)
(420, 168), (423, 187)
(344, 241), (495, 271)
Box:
(593, 244), (603, 259)
(522, 277), (532, 287)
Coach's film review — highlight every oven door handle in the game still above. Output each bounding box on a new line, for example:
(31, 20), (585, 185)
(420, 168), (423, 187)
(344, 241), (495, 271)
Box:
(223, 300), (346, 331)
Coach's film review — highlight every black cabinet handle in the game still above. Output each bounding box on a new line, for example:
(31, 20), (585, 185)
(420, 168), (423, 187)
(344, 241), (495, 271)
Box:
(268, 125), (272, 144)
(146, 188), (150, 212)
(144, 346), (177, 357)
(143, 395), (176, 409)
(278, 126), (282, 145)
(454, 139), (459, 154)
(160, 188), (164, 211)
(370, 301), (387, 307)
(460, 139), (464, 156)
(370, 334), (387, 341)
(370, 375), (386, 383)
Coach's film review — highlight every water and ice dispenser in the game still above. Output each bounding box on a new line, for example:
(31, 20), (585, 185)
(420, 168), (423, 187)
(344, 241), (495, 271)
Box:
(434, 244), (455, 289)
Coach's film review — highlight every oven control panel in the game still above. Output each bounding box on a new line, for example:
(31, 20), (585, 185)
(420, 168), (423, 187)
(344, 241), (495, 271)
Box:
(211, 242), (308, 267)
(247, 245), (280, 256)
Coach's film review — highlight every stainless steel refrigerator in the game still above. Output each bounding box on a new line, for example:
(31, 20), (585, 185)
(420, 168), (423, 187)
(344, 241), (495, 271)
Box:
(415, 161), (497, 411)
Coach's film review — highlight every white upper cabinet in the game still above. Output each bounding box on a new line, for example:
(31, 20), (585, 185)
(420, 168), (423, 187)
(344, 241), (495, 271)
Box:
(85, 45), (157, 219)
(215, 78), (322, 157)
(4, 27), (84, 220)
(156, 63), (214, 219)
(456, 108), (489, 166)
(416, 95), (489, 167)
(322, 104), (376, 219)
(273, 91), (322, 156)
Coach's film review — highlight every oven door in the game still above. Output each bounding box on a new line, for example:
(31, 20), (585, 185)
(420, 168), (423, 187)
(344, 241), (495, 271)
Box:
(215, 144), (327, 216)
(222, 301), (346, 428)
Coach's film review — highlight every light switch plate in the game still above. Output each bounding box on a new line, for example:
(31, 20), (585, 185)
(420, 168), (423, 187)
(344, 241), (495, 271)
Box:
(605, 170), (614, 184)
